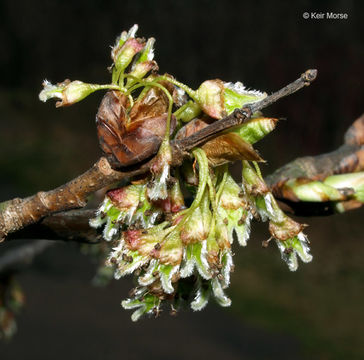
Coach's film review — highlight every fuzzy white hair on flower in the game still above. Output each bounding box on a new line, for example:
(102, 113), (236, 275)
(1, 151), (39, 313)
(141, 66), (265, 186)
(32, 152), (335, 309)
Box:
(224, 81), (267, 99)
(39, 80), (63, 102)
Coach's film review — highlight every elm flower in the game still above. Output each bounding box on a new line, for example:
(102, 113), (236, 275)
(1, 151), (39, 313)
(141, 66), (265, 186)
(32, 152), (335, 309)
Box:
(180, 189), (211, 244)
(108, 218), (183, 294)
(89, 184), (161, 241)
(191, 272), (232, 311)
(180, 240), (212, 280)
(195, 79), (267, 119)
(232, 116), (278, 145)
(242, 161), (312, 270)
(111, 25), (145, 73)
(112, 24), (138, 55)
(122, 288), (161, 322)
(147, 140), (173, 201)
(39, 25), (319, 322)
(217, 172), (252, 246)
(126, 38), (158, 86)
(275, 232), (313, 272)
(151, 177), (185, 214)
(39, 79), (114, 107)
(266, 199), (311, 271)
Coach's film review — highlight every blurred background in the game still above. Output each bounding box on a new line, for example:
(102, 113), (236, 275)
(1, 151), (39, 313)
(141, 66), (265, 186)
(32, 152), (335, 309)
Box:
(0, 0), (363, 359)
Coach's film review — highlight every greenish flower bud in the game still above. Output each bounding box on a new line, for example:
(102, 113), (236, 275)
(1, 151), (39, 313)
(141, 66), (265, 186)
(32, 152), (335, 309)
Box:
(113, 38), (145, 73)
(232, 117), (278, 144)
(180, 190), (211, 244)
(113, 249), (150, 279)
(152, 178), (185, 214)
(127, 60), (158, 86)
(125, 38), (157, 87)
(158, 264), (180, 294)
(224, 82), (267, 114)
(195, 80), (267, 119)
(180, 241), (212, 280)
(275, 232), (313, 271)
(89, 197), (120, 241)
(111, 25), (146, 73)
(89, 184), (160, 240)
(39, 80), (108, 107)
(122, 291), (160, 322)
(180, 206), (209, 243)
(157, 230), (183, 267)
(217, 173), (251, 246)
(269, 215), (305, 241)
(147, 141), (173, 201)
(196, 79), (225, 119)
(112, 24), (138, 56)
(242, 162), (269, 195)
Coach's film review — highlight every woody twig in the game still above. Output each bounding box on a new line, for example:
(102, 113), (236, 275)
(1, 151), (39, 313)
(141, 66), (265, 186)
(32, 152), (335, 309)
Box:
(0, 70), (317, 241)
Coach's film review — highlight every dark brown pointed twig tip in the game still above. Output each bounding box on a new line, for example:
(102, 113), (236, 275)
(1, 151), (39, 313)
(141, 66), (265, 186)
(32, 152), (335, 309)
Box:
(302, 69), (318, 84)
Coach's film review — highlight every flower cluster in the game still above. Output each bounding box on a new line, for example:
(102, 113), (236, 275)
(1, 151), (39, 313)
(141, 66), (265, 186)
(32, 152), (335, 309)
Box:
(90, 148), (313, 320)
(40, 25), (314, 321)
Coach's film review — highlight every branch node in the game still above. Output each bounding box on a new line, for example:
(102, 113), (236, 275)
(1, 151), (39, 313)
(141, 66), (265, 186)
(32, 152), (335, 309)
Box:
(98, 157), (114, 175)
(234, 106), (252, 123)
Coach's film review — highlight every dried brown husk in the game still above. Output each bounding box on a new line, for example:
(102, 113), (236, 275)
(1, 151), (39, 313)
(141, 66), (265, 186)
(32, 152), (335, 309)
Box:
(176, 117), (263, 166)
(96, 84), (176, 168)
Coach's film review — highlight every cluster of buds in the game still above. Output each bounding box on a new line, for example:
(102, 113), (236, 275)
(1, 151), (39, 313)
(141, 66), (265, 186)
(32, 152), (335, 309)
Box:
(39, 24), (158, 108)
(40, 25), (317, 321)
(91, 149), (248, 319)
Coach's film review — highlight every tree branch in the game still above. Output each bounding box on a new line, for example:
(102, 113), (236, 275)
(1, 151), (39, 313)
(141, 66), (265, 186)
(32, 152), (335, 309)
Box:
(173, 69), (317, 154)
(267, 114), (364, 215)
(2, 112), (363, 274)
(0, 69), (317, 240)
(11, 112), (363, 243)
